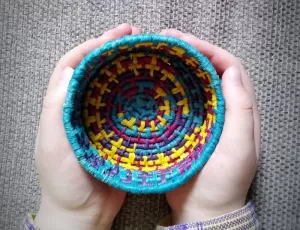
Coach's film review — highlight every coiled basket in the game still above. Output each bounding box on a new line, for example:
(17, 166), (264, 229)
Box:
(63, 34), (225, 194)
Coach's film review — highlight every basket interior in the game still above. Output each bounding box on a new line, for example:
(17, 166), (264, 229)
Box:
(78, 44), (215, 172)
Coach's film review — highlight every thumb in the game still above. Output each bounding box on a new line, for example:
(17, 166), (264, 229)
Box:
(42, 67), (74, 119)
(218, 66), (254, 153)
(37, 67), (74, 161)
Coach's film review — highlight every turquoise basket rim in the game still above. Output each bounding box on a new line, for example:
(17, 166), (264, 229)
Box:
(63, 34), (225, 194)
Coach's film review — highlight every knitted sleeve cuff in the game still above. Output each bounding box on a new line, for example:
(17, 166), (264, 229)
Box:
(156, 201), (259, 230)
(22, 213), (39, 230)
(23, 202), (258, 229)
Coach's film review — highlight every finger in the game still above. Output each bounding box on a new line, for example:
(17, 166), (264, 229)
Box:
(48, 23), (133, 91)
(159, 30), (245, 87)
(160, 29), (239, 74)
(181, 34), (257, 108)
(253, 100), (260, 157)
(57, 23), (132, 70)
(248, 73), (260, 157)
(217, 66), (257, 160)
(131, 25), (142, 34)
(160, 29), (254, 101)
(160, 28), (183, 37)
(38, 67), (74, 159)
(42, 67), (74, 120)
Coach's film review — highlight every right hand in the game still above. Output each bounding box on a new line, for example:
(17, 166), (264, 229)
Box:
(160, 29), (260, 224)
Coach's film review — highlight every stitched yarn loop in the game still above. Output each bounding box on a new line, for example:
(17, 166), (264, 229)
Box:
(63, 34), (225, 193)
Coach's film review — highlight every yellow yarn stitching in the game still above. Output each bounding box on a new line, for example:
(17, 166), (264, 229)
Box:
(155, 87), (167, 98)
(169, 46), (185, 56)
(159, 100), (171, 116)
(150, 120), (158, 131)
(157, 115), (167, 127)
(171, 82), (185, 96)
(138, 120), (146, 131)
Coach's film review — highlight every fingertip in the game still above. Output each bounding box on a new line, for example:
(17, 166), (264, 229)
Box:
(103, 23), (132, 38)
(48, 67), (73, 93)
(117, 23), (133, 35)
(43, 67), (74, 112)
(182, 33), (197, 40)
(181, 33), (200, 45)
(131, 25), (142, 34)
(160, 29), (168, 35)
(63, 66), (74, 74)
(227, 66), (243, 86)
(160, 29), (184, 37)
(117, 23), (132, 30)
(222, 66), (253, 110)
(58, 67), (73, 92)
(222, 66), (241, 92)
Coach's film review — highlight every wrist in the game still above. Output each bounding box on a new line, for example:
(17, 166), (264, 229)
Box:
(171, 199), (246, 225)
(35, 198), (113, 230)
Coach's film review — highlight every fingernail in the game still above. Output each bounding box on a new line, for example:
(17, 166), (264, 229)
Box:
(182, 34), (197, 42)
(184, 33), (194, 38)
(228, 66), (243, 86)
(59, 67), (73, 86)
(160, 29), (168, 35)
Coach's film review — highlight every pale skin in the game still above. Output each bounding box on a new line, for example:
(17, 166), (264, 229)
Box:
(35, 24), (260, 230)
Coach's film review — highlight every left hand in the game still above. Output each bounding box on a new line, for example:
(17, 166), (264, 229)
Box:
(35, 24), (141, 230)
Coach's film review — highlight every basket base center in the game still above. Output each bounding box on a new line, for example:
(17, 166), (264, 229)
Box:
(124, 94), (158, 119)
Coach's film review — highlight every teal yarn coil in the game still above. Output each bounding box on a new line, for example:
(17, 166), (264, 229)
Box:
(63, 34), (225, 194)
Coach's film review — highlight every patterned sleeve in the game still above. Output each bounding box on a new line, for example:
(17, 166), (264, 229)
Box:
(156, 202), (259, 230)
(22, 202), (258, 229)
(22, 213), (39, 230)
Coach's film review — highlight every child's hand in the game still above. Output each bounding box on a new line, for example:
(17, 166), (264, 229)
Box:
(35, 24), (141, 230)
(160, 29), (260, 224)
